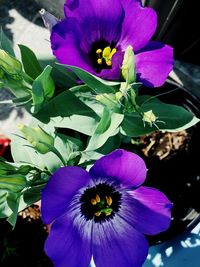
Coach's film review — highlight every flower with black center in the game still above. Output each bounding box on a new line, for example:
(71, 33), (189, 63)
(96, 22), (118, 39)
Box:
(50, 0), (174, 87)
(42, 149), (172, 267)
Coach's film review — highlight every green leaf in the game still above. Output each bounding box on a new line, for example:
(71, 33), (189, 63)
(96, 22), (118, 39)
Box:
(0, 159), (16, 175)
(121, 96), (200, 137)
(6, 193), (20, 227)
(0, 190), (12, 218)
(61, 64), (120, 94)
(85, 112), (124, 151)
(97, 134), (121, 154)
(39, 58), (78, 89)
(11, 132), (46, 170)
(31, 65), (55, 113)
(71, 85), (105, 116)
(20, 184), (45, 208)
(52, 63), (78, 89)
(36, 88), (98, 123)
(18, 44), (42, 79)
(0, 27), (15, 57)
(95, 108), (111, 134)
(0, 174), (27, 192)
(50, 115), (98, 136)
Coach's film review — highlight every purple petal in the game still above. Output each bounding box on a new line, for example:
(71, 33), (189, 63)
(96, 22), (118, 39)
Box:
(99, 51), (124, 80)
(64, 0), (124, 43)
(41, 166), (91, 224)
(120, 186), (172, 235)
(135, 41), (174, 87)
(119, 0), (157, 52)
(90, 149), (147, 188)
(92, 214), (148, 267)
(39, 9), (59, 31)
(51, 18), (94, 73)
(45, 211), (92, 267)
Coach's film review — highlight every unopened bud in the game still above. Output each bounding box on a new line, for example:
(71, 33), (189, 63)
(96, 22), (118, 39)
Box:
(0, 49), (22, 79)
(143, 110), (157, 125)
(121, 45), (136, 84)
(17, 124), (54, 154)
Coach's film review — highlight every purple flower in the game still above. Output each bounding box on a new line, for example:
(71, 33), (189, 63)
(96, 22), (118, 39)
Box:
(42, 149), (172, 267)
(50, 0), (174, 87)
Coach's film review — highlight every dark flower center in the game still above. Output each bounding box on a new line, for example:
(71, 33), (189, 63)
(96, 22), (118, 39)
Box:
(89, 40), (117, 73)
(80, 182), (121, 223)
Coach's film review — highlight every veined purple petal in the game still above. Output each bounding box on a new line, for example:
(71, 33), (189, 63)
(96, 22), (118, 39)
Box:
(41, 166), (91, 224)
(64, 0), (124, 43)
(119, 186), (172, 235)
(51, 18), (94, 73)
(119, 0), (157, 52)
(135, 41), (174, 87)
(90, 149), (147, 188)
(45, 210), (92, 267)
(99, 51), (123, 80)
(92, 214), (148, 267)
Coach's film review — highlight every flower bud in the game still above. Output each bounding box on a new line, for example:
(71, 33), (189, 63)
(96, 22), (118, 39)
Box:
(143, 110), (157, 126)
(0, 49), (22, 79)
(121, 45), (136, 84)
(17, 124), (54, 154)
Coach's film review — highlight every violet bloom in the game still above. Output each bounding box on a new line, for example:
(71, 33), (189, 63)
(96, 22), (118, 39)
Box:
(50, 0), (174, 87)
(42, 149), (172, 267)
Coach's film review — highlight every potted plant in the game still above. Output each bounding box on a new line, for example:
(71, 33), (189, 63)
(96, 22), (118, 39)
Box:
(0, 1), (199, 266)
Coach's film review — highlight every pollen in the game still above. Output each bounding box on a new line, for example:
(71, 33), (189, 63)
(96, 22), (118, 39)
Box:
(106, 60), (112, 66)
(97, 58), (103, 65)
(95, 194), (101, 203)
(91, 199), (97, 205)
(96, 49), (102, 54)
(95, 211), (102, 217)
(105, 196), (113, 206)
(91, 194), (101, 205)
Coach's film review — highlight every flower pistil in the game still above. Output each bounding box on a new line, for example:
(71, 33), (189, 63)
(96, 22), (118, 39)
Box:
(96, 46), (117, 66)
(80, 182), (121, 222)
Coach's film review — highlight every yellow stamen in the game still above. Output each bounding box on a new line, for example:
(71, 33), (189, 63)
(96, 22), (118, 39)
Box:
(96, 46), (117, 67)
(96, 49), (102, 54)
(97, 58), (103, 65)
(95, 211), (102, 217)
(109, 48), (117, 59)
(102, 46), (117, 67)
(95, 194), (101, 203)
(105, 196), (113, 206)
(106, 60), (112, 66)
(91, 199), (97, 205)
